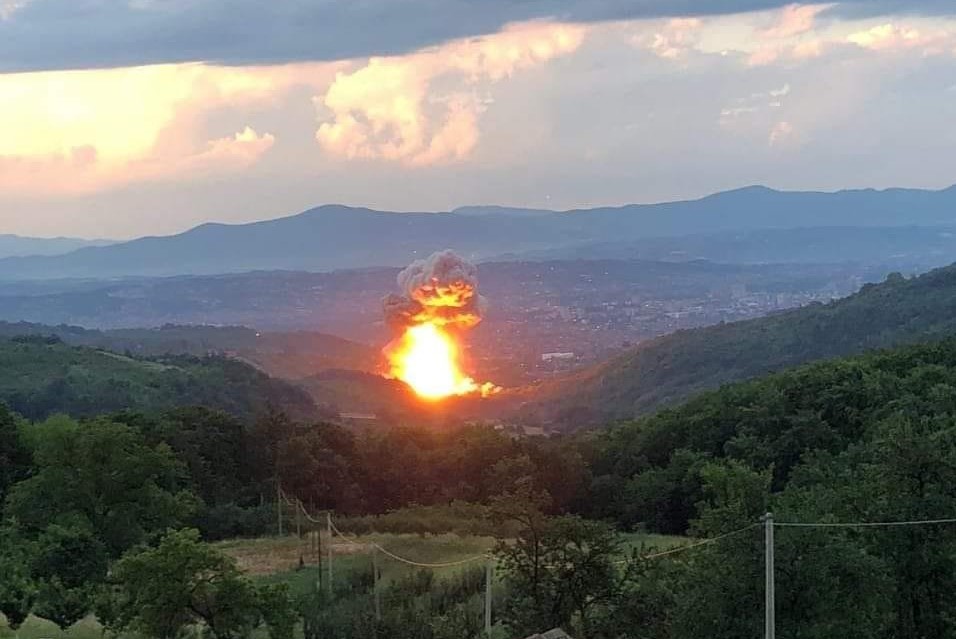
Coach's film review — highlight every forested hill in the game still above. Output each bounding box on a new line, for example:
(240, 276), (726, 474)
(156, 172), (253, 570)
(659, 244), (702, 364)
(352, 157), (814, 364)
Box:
(0, 336), (319, 421)
(0, 322), (378, 379)
(522, 262), (956, 426)
(586, 337), (956, 532)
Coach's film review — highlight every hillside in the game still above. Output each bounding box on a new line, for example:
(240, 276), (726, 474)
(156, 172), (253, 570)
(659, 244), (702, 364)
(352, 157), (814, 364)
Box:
(586, 337), (956, 532)
(0, 336), (320, 421)
(0, 322), (379, 379)
(519, 263), (956, 426)
(2, 184), (956, 279)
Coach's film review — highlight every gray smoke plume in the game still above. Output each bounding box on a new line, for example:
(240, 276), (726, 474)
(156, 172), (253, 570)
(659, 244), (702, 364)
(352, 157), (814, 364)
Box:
(383, 249), (487, 333)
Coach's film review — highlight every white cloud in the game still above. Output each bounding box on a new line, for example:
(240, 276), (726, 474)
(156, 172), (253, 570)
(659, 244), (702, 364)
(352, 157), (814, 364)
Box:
(760, 4), (829, 39)
(769, 120), (796, 146)
(770, 83), (792, 97)
(0, 0), (28, 20)
(635, 18), (704, 60)
(845, 23), (954, 53)
(315, 22), (585, 165)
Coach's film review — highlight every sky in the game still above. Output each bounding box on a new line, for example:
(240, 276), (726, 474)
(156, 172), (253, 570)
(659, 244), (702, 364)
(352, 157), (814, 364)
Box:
(1, 1), (956, 239)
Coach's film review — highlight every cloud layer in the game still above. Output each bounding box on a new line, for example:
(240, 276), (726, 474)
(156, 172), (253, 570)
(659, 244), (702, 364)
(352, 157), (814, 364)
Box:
(0, 0), (954, 73)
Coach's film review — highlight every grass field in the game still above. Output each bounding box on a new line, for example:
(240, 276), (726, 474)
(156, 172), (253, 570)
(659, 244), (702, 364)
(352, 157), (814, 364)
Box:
(1, 531), (689, 638)
(217, 530), (689, 597)
(218, 532), (498, 597)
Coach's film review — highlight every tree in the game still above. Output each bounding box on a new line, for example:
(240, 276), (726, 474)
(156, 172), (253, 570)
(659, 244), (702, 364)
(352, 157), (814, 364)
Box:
(490, 478), (552, 629)
(103, 528), (261, 639)
(278, 422), (361, 513)
(0, 526), (35, 633)
(496, 513), (624, 638)
(30, 524), (109, 630)
(4, 416), (196, 557)
(0, 403), (28, 503)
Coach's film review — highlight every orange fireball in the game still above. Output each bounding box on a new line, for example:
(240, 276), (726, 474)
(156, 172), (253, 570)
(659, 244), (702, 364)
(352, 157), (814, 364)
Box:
(386, 322), (497, 400)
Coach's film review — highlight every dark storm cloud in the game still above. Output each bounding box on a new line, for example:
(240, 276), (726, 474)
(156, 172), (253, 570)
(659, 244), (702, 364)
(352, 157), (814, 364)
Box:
(0, 0), (952, 74)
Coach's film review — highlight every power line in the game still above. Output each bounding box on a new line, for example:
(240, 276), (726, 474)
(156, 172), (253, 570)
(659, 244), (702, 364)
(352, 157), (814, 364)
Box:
(328, 514), (488, 567)
(641, 523), (760, 560)
(775, 517), (956, 528)
(281, 489), (489, 568)
(616, 523), (759, 564)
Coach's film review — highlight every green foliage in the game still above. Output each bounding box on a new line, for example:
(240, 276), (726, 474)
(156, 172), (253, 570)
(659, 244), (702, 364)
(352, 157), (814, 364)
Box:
(0, 403), (28, 502)
(30, 524), (109, 629)
(0, 527), (36, 631)
(580, 338), (956, 639)
(256, 583), (296, 639)
(104, 528), (262, 639)
(0, 338), (319, 421)
(591, 339), (956, 533)
(496, 510), (625, 638)
(5, 416), (196, 557)
(297, 563), (490, 639)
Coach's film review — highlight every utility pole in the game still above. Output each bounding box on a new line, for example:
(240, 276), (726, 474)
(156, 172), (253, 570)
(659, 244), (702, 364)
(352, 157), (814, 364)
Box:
(295, 499), (303, 566)
(764, 512), (775, 639)
(485, 559), (494, 636)
(373, 550), (382, 622)
(316, 525), (323, 592)
(327, 512), (333, 595)
(276, 480), (283, 537)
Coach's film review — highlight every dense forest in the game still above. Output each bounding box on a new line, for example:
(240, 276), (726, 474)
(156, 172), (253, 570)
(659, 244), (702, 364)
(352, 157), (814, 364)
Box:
(525, 264), (956, 427)
(5, 332), (956, 636)
(0, 336), (320, 421)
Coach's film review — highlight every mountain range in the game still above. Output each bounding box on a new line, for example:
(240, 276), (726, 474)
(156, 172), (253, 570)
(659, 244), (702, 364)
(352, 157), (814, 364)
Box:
(3, 184), (956, 279)
(0, 234), (113, 259)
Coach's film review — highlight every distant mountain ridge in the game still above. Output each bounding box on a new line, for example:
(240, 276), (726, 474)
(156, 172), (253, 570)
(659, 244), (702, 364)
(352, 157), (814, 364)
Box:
(0, 234), (113, 259)
(3, 184), (956, 279)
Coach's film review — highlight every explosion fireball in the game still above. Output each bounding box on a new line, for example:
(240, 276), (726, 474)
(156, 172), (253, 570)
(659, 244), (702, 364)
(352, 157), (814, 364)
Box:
(383, 250), (498, 400)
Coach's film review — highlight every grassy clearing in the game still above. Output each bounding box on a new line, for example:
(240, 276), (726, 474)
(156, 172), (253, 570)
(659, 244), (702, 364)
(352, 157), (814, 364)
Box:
(219, 531), (689, 598)
(218, 532), (497, 597)
(621, 532), (691, 556)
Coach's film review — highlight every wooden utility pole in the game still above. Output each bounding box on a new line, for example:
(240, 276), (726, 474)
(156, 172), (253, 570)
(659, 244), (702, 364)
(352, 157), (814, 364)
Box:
(764, 512), (775, 639)
(276, 480), (283, 537)
(327, 512), (334, 594)
(373, 550), (382, 622)
(485, 559), (494, 636)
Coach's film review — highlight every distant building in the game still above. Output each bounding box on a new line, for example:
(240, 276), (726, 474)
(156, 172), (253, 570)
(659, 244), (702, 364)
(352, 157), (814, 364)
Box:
(540, 352), (575, 362)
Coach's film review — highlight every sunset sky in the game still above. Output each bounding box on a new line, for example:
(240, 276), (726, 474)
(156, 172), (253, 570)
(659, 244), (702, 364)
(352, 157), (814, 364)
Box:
(2, 0), (956, 238)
